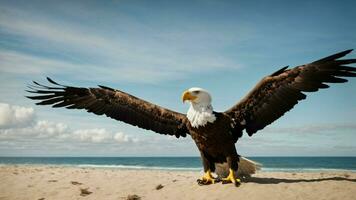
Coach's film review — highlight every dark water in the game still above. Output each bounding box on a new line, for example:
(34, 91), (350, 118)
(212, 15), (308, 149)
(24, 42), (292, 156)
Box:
(0, 157), (355, 172)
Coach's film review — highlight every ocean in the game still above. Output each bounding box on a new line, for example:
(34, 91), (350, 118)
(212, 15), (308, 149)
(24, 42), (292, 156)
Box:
(1, 157), (355, 172)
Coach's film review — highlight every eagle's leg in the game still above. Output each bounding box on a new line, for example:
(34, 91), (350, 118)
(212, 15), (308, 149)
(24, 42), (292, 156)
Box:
(221, 169), (241, 186)
(197, 152), (217, 185)
(221, 156), (241, 186)
(197, 169), (216, 185)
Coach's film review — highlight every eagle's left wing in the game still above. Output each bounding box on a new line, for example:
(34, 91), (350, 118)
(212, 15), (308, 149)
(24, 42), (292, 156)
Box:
(224, 49), (356, 137)
(26, 78), (189, 138)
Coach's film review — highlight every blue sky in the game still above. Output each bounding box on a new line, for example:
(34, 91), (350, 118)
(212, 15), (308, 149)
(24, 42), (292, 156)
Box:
(0, 0), (355, 156)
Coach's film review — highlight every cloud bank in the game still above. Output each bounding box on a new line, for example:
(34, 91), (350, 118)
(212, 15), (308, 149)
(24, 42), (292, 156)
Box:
(0, 103), (35, 128)
(0, 102), (139, 155)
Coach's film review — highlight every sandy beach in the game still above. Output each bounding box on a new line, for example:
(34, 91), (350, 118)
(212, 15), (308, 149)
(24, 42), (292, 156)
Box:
(1, 165), (355, 200)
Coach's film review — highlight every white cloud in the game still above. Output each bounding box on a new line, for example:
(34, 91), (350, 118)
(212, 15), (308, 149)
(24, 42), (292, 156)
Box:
(0, 119), (136, 144)
(0, 120), (65, 140)
(0, 103), (35, 128)
(114, 132), (132, 143)
(0, 102), (136, 144)
(33, 120), (68, 138)
(72, 128), (112, 143)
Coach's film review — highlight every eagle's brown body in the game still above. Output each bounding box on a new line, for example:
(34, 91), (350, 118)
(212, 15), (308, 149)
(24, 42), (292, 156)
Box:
(188, 112), (241, 172)
(27, 49), (356, 185)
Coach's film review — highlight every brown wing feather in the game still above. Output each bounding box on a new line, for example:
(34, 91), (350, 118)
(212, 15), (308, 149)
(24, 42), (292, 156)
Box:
(225, 49), (356, 137)
(27, 78), (189, 138)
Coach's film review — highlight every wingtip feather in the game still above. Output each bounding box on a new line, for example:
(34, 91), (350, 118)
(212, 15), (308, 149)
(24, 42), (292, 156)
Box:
(46, 77), (58, 85)
(314, 49), (355, 63)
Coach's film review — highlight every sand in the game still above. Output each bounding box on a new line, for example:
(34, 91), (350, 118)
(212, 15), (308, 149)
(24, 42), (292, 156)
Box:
(1, 165), (355, 200)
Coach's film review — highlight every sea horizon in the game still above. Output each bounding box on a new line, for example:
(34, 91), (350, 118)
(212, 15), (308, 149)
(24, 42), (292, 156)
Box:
(1, 156), (355, 172)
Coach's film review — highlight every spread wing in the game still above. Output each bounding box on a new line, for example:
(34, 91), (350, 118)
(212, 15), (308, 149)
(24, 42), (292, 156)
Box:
(26, 78), (189, 138)
(225, 49), (356, 136)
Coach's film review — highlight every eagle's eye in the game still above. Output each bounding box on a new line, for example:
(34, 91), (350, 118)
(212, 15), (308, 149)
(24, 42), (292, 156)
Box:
(192, 91), (200, 95)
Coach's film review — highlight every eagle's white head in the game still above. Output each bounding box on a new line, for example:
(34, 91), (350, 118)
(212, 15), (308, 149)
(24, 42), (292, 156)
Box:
(182, 87), (216, 128)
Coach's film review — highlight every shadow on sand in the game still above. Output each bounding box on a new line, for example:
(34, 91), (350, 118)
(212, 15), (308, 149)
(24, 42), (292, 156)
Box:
(243, 176), (356, 184)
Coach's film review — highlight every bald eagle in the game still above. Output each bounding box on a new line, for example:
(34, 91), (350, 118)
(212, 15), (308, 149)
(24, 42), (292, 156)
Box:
(27, 50), (356, 186)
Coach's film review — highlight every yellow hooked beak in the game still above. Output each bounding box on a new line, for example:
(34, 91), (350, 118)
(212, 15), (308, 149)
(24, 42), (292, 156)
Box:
(182, 91), (198, 103)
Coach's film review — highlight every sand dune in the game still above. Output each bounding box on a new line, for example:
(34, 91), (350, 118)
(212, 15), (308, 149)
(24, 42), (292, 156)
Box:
(1, 165), (355, 200)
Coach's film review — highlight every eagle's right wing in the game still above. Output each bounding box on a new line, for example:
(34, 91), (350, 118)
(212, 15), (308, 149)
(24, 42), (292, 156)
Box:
(27, 78), (189, 138)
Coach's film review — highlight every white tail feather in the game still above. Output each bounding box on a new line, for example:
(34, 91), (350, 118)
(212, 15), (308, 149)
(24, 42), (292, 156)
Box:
(215, 157), (262, 178)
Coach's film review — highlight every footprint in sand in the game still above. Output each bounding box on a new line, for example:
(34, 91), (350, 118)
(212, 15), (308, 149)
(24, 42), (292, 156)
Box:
(80, 188), (92, 196)
(125, 194), (141, 200)
(155, 184), (164, 190)
(71, 181), (83, 185)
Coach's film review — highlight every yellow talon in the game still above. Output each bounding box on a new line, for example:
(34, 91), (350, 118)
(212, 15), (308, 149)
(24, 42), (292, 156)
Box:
(197, 170), (215, 185)
(222, 169), (241, 186)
